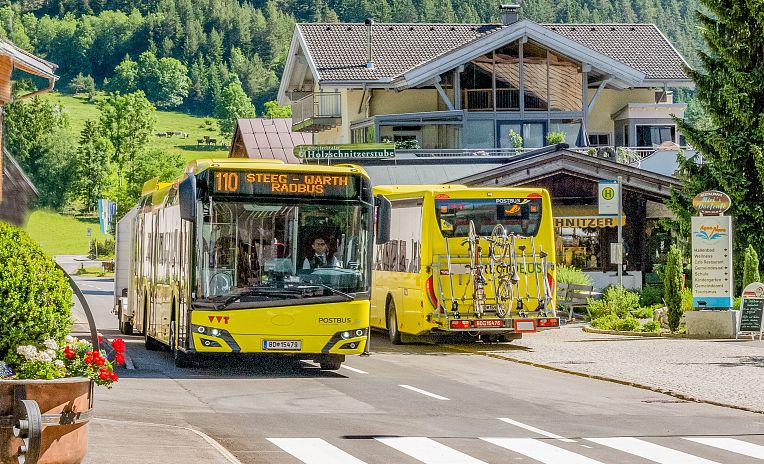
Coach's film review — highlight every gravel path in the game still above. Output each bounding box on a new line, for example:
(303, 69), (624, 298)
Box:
(473, 324), (764, 413)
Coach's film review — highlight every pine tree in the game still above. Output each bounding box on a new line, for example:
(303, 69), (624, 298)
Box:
(664, 245), (683, 332)
(671, 0), (764, 287)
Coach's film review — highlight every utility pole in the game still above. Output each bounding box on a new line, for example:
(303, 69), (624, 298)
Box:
(617, 175), (623, 287)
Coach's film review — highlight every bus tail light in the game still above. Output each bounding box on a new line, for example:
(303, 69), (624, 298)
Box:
(450, 320), (471, 329)
(547, 272), (555, 295)
(425, 276), (440, 311)
(537, 318), (559, 328)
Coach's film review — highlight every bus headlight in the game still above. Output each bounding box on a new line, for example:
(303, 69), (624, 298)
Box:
(211, 328), (221, 336)
(341, 331), (352, 339)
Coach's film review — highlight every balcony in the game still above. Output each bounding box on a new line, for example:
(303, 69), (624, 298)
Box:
(462, 89), (520, 111)
(292, 92), (342, 132)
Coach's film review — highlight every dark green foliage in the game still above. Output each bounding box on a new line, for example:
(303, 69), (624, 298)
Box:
(664, 245), (683, 332)
(0, 222), (73, 365)
(670, 0), (764, 289)
(742, 244), (760, 289)
(71, 120), (112, 211)
(639, 285), (664, 307)
(3, 96), (77, 208)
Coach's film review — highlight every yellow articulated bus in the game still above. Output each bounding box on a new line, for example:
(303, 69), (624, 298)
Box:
(115, 158), (390, 369)
(371, 185), (559, 344)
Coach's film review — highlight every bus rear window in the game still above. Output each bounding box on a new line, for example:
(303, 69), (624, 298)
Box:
(435, 198), (543, 237)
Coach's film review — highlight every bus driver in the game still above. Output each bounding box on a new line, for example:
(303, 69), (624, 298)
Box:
(302, 236), (339, 269)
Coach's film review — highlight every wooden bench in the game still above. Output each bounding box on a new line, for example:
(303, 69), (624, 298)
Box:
(557, 282), (595, 320)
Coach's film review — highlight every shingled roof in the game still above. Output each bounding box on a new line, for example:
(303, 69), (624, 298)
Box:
(544, 24), (689, 82)
(295, 21), (688, 84)
(228, 118), (312, 163)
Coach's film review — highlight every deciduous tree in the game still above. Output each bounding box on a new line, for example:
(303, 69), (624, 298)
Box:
(215, 78), (256, 138)
(98, 91), (156, 179)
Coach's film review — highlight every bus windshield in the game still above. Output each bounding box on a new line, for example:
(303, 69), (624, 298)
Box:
(196, 199), (370, 305)
(435, 197), (543, 237)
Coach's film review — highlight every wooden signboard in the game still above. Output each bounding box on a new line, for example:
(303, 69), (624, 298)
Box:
(737, 282), (764, 340)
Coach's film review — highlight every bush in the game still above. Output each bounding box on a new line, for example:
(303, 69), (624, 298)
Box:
(89, 237), (116, 258)
(665, 245), (683, 332)
(682, 287), (694, 312)
(546, 131), (566, 145)
(742, 244), (760, 289)
(631, 305), (656, 319)
(587, 285), (640, 319)
(0, 222), (73, 366)
(590, 314), (619, 330)
(614, 316), (641, 332)
(641, 320), (661, 333)
(556, 264), (593, 286)
(639, 286), (663, 306)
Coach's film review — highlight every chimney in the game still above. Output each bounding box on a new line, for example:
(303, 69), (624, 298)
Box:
(365, 18), (375, 69)
(500, 4), (520, 25)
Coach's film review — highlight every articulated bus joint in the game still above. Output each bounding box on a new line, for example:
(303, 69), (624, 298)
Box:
(321, 328), (369, 353)
(190, 324), (241, 352)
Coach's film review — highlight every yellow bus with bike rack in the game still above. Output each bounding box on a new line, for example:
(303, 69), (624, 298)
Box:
(371, 184), (558, 343)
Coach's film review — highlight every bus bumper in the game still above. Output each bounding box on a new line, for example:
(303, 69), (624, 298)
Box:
(435, 317), (560, 333)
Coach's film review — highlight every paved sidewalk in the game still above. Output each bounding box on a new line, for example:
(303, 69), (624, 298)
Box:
(466, 323), (764, 413)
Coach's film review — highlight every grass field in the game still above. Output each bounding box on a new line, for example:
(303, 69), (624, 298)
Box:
(24, 210), (111, 256)
(46, 93), (229, 162)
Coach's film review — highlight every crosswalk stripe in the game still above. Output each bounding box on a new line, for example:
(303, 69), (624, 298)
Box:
(684, 437), (764, 460)
(399, 384), (450, 400)
(267, 438), (366, 464)
(376, 437), (486, 464)
(586, 437), (722, 464)
(497, 417), (576, 443)
(481, 438), (605, 464)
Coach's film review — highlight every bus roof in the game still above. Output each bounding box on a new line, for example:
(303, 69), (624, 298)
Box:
(373, 184), (550, 199)
(373, 185), (469, 196)
(185, 158), (369, 178)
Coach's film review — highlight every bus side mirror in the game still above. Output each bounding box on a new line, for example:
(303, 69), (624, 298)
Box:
(179, 174), (196, 221)
(375, 195), (391, 244)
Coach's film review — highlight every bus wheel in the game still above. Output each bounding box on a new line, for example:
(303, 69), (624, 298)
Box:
(387, 299), (402, 345)
(319, 356), (343, 370)
(170, 321), (194, 368)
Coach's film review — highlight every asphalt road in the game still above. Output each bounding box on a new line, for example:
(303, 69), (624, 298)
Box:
(71, 273), (764, 464)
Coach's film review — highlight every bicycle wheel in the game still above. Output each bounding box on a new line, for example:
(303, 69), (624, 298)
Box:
(496, 278), (513, 318)
(490, 224), (509, 261)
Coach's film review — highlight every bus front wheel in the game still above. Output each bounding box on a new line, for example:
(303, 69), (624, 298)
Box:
(319, 355), (343, 370)
(387, 299), (402, 345)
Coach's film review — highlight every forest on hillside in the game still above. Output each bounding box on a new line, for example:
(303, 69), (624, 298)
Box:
(2, 0), (704, 114)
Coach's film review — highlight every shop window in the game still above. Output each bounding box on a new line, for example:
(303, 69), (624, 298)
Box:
(555, 227), (600, 270)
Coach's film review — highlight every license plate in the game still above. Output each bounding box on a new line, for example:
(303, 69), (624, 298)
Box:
(262, 340), (302, 350)
(513, 319), (536, 332)
(474, 319), (505, 328)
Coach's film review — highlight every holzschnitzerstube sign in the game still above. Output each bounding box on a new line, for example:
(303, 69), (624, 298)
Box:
(294, 144), (395, 159)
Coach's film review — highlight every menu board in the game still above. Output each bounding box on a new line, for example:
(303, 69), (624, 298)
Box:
(739, 297), (764, 332)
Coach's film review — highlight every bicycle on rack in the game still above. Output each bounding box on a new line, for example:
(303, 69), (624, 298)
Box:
(464, 220), (487, 318)
(489, 224), (520, 317)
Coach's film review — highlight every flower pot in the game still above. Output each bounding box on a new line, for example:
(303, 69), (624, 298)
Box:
(0, 377), (93, 464)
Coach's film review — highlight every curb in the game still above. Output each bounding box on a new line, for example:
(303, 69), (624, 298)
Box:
(444, 344), (764, 416)
(582, 325), (744, 340)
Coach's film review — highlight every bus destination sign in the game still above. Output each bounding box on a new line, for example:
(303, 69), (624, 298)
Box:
(294, 143), (395, 159)
(213, 171), (358, 198)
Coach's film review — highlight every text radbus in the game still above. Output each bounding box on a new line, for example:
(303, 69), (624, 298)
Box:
(371, 185), (559, 344)
(114, 159), (390, 369)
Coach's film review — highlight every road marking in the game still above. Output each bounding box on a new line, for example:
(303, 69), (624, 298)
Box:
(481, 438), (604, 464)
(586, 437), (722, 463)
(497, 418), (576, 443)
(341, 365), (368, 374)
(684, 437), (764, 459)
(268, 438), (366, 464)
(376, 437), (486, 464)
(399, 384), (449, 400)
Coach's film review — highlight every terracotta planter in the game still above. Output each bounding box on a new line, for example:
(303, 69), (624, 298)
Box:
(0, 377), (93, 464)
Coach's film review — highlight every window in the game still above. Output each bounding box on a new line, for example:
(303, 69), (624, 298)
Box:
(351, 126), (376, 144)
(636, 125), (675, 147)
(522, 41), (548, 111)
(494, 43), (520, 110)
(587, 134), (610, 146)
(497, 121), (546, 148)
(549, 119), (582, 146)
(548, 51), (582, 112)
(555, 227), (600, 270)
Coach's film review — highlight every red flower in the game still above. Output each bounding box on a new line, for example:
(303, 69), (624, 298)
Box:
(64, 346), (75, 360)
(95, 357), (105, 366)
(84, 353), (94, 364)
(109, 371), (118, 382)
(115, 353), (125, 365)
(111, 338), (126, 353)
(97, 335), (103, 345)
(98, 368), (109, 380)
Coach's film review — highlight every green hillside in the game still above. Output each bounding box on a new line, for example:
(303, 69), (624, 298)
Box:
(24, 210), (111, 256)
(46, 93), (228, 162)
